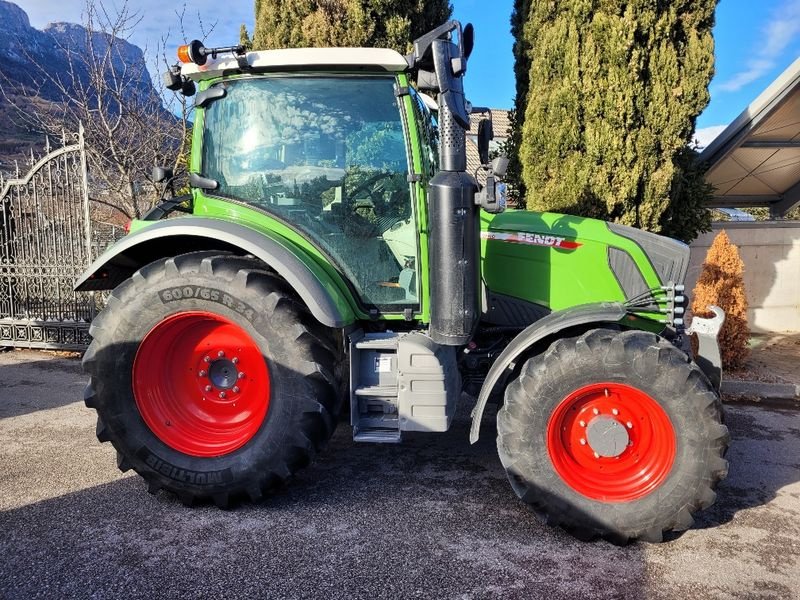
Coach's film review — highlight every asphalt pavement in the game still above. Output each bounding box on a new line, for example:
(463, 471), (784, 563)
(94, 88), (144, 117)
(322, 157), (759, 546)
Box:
(1, 349), (799, 599)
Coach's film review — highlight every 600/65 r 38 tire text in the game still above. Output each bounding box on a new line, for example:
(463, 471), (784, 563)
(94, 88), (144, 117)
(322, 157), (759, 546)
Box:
(497, 328), (729, 544)
(83, 251), (340, 507)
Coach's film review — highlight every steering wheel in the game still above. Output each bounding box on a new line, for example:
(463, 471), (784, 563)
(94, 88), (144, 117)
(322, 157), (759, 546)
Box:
(348, 171), (392, 209)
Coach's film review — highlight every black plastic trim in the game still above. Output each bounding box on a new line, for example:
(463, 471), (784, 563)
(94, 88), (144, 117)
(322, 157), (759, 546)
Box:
(194, 86), (226, 109)
(607, 246), (650, 301)
(607, 222), (690, 286)
(188, 172), (218, 190)
(141, 194), (193, 221)
(482, 289), (550, 327)
(219, 64), (402, 78)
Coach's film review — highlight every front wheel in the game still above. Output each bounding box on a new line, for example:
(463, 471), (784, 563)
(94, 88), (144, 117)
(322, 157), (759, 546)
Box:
(497, 328), (729, 543)
(83, 252), (340, 506)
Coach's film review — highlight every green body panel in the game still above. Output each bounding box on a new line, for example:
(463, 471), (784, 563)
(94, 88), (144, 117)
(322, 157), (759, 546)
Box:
(481, 210), (662, 313)
(193, 197), (359, 320)
(397, 73), (431, 323)
(127, 219), (151, 234)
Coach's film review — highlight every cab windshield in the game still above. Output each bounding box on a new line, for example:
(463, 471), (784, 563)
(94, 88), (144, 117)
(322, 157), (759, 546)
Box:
(202, 75), (418, 308)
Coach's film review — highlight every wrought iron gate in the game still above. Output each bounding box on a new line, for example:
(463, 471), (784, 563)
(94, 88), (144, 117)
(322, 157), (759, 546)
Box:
(0, 125), (113, 350)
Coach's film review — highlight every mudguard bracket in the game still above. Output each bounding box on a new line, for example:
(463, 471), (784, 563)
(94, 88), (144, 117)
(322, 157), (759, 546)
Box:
(686, 305), (725, 391)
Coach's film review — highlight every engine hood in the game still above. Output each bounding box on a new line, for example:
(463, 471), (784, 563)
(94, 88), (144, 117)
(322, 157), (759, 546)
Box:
(479, 210), (689, 313)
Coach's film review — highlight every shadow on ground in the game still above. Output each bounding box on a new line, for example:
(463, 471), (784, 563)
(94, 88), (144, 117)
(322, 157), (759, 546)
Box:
(0, 350), (84, 418)
(1, 349), (799, 599)
(695, 405), (800, 530)
(0, 408), (648, 599)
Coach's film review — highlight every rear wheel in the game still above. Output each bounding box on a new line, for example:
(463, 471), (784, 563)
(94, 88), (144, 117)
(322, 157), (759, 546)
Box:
(83, 251), (340, 506)
(497, 328), (729, 543)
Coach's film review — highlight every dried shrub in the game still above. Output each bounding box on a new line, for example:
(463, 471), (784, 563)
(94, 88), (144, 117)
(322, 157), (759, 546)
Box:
(691, 230), (750, 370)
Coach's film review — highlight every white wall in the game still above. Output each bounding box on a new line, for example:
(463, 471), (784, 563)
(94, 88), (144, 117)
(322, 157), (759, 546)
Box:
(687, 222), (800, 333)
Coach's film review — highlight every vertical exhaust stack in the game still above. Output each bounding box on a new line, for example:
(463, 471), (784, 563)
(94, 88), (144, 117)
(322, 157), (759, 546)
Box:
(411, 22), (479, 346)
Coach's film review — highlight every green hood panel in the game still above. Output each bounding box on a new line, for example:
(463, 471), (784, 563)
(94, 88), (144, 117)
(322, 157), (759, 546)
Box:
(480, 210), (676, 312)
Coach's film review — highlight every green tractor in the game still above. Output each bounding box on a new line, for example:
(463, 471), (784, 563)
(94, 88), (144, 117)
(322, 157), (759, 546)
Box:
(76, 22), (728, 543)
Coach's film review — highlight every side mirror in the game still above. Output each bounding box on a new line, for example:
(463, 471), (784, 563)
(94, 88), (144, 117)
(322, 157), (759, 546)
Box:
(152, 166), (174, 183)
(181, 79), (196, 97)
(463, 23), (474, 59)
(477, 119), (493, 165)
(491, 155), (509, 178)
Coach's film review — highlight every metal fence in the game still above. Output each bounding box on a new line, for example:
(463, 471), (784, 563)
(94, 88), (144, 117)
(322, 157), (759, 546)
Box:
(0, 125), (121, 350)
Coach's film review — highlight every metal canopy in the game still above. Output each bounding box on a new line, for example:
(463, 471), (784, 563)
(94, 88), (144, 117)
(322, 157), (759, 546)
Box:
(700, 56), (800, 217)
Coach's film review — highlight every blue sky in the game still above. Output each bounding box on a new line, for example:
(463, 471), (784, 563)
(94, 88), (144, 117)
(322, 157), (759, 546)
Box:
(14, 0), (800, 147)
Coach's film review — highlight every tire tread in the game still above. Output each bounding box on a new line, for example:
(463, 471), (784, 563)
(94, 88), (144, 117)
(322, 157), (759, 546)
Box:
(83, 251), (340, 507)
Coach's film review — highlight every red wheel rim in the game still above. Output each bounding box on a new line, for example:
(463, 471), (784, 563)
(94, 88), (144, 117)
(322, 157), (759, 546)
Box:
(133, 311), (270, 457)
(546, 382), (676, 502)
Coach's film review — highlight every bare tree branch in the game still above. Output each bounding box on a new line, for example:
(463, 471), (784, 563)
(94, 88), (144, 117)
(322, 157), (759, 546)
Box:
(2, 0), (193, 220)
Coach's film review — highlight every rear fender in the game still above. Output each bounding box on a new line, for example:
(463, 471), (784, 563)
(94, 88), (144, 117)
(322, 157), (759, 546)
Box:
(75, 217), (356, 328)
(470, 302), (627, 443)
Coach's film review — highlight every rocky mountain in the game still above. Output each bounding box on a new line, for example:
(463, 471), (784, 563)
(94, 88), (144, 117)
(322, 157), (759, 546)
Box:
(0, 0), (156, 170)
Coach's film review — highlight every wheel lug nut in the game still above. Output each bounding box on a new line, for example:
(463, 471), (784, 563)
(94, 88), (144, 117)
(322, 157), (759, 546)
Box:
(199, 370), (207, 377)
(219, 391), (227, 399)
(232, 357), (239, 365)
(232, 386), (240, 393)
(626, 421), (633, 429)
(592, 408), (599, 415)
(238, 372), (245, 379)
(204, 356), (211, 363)
(612, 408), (619, 416)
(217, 350), (225, 357)
(579, 438), (586, 446)
(579, 420), (586, 427)
(593, 452), (600, 459)
(204, 385), (212, 392)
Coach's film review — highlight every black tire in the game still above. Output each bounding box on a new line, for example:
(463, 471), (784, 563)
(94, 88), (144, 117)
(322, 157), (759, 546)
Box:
(497, 328), (729, 544)
(83, 251), (341, 507)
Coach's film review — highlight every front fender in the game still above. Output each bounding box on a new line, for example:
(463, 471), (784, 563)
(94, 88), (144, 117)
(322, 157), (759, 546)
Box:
(470, 302), (627, 443)
(75, 217), (356, 328)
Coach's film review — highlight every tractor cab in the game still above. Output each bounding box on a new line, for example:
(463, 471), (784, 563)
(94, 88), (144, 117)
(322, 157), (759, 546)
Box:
(167, 44), (453, 315)
(197, 73), (419, 307)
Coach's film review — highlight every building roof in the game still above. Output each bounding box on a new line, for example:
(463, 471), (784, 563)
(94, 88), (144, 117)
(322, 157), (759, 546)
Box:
(700, 57), (800, 217)
(181, 47), (409, 80)
(468, 109), (511, 139)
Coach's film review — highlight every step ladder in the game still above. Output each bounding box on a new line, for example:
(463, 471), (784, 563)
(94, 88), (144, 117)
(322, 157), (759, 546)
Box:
(350, 331), (402, 443)
(349, 330), (460, 443)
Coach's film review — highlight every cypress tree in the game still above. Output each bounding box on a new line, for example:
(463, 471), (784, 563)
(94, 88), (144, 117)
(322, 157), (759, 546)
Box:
(499, 0), (532, 205)
(239, 24), (253, 51)
(252, 0), (452, 51)
(514, 0), (716, 242)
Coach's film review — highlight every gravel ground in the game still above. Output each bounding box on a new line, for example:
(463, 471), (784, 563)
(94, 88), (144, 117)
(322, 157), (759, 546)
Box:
(1, 349), (799, 599)
(729, 333), (800, 385)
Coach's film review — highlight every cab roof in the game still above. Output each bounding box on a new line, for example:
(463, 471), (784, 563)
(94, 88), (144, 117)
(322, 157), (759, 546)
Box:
(181, 47), (410, 80)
